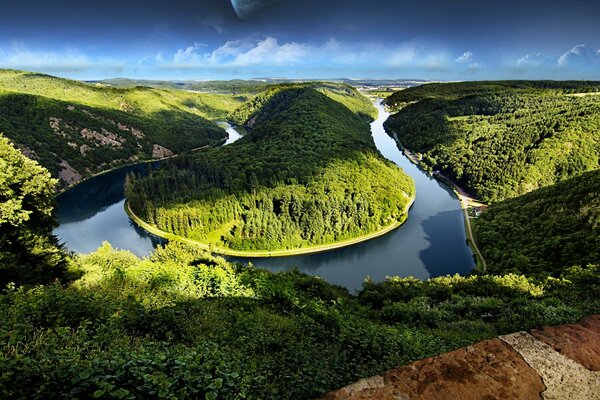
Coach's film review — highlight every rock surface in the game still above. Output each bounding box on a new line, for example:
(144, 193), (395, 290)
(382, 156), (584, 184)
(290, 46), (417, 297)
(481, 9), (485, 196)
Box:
(318, 339), (544, 400)
(152, 144), (174, 159)
(530, 315), (600, 371)
(58, 160), (82, 185)
(501, 332), (600, 400)
(318, 316), (600, 400)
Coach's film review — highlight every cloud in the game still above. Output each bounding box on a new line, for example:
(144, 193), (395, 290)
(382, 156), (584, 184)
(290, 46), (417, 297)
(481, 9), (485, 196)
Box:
(161, 37), (457, 76)
(0, 44), (125, 75)
(164, 37), (311, 68)
(455, 51), (473, 63)
(466, 62), (482, 72)
(516, 53), (554, 68)
(233, 37), (309, 66)
(173, 42), (208, 64)
(558, 44), (600, 67)
(513, 45), (600, 78)
(202, 15), (227, 34)
(0, 46), (91, 72)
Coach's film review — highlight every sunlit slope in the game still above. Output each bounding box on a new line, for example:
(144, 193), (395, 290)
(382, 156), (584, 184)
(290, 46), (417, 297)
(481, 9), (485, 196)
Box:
(229, 81), (378, 124)
(384, 81), (600, 202)
(127, 87), (414, 252)
(0, 70), (242, 185)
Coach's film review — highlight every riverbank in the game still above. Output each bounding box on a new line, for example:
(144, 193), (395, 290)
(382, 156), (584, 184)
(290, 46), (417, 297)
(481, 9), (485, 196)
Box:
(56, 98), (474, 289)
(54, 121), (246, 197)
(54, 144), (212, 197)
(384, 127), (487, 271)
(125, 195), (415, 258)
(431, 172), (488, 271)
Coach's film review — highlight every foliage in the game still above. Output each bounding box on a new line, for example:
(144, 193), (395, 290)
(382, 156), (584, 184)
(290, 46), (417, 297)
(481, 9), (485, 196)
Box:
(127, 87), (413, 251)
(384, 81), (600, 202)
(1, 240), (599, 399)
(0, 135), (66, 286)
(228, 82), (377, 125)
(0, 70), (240, 185)
(1, 144), (598, 399)
(473, 170), (600, 276)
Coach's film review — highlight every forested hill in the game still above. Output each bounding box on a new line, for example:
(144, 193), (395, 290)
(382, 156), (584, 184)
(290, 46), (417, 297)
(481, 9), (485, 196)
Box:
(0, 70), (242, 186)
(1, 110), (599, 400)
(473, 169), (599, 276)
(228, 81), (378, 124)
(126, 87), (415, 252)
(384, 81), (600, 202)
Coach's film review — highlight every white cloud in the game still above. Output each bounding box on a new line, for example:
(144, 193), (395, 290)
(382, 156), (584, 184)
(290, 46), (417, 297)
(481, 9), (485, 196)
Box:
(173, 42), (208, 64)
(386, 46), (418, 66)
(558, 44), (600, 67)
(202, 15), (227, 35)
(455, 51), (473, 63)
(0, 46), (91, 72)
(0, 44), (126, 76)
(516, 53), (554, 68)
(161, 37), (456, 75)
(165, 37), (311, 68)
(466, 62), (482, 72)
(233, 37), (309, 66)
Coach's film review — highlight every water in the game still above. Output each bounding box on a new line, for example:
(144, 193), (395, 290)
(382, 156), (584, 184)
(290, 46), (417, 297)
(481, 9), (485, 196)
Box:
(55, 106), (474, 290)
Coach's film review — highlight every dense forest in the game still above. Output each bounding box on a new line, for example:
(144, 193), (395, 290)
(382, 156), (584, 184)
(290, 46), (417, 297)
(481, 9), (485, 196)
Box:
(384, 81), (600, 202)
(0, 71), (381, 187)
(0, 70), (243, 185)
(126, 87), (414, 252)
(1, 136), (599, 399)
(472, 169), (600, 276)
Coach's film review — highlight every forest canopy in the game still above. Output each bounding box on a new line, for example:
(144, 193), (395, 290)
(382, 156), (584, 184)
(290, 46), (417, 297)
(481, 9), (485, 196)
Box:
(126, 87), (415, 252)
(472, 169), (600, 276)
(384, 81), (600, 202)
(0, 135), (66, 287)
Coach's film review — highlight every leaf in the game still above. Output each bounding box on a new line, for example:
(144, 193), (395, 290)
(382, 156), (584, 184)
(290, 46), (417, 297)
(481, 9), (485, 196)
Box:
(205, 391), (218, 400)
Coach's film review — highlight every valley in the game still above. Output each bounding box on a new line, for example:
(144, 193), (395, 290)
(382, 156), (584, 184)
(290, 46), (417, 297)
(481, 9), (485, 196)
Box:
(1, 72), (598, 399)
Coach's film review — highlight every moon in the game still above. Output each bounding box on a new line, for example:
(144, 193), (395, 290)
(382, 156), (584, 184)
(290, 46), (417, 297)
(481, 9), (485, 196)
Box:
(230, 0), (281, 20)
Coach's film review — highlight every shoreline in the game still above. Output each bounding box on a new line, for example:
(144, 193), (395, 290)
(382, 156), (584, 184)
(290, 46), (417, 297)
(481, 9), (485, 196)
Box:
(54, 120), (246, 197)
(384, 126), (488, 271)
(54, 144), (214, 198)
(431, 172), (488, 272)
(124, 195), (415, 258)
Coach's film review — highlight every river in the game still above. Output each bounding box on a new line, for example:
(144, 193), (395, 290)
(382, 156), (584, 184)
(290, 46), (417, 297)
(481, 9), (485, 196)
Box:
(54, 104), (474, 290)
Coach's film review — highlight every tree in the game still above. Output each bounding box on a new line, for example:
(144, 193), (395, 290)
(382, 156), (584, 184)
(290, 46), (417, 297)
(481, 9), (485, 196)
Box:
(0, 134), (66, 287)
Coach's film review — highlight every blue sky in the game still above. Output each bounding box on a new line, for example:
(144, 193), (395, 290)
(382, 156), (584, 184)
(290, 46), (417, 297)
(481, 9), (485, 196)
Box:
(1, 0), (599, 80)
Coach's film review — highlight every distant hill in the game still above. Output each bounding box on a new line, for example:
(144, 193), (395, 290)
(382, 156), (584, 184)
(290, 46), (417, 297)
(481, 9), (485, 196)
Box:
(126, 86), (414, 252)
(0, 70), (243, 186)
(0, 70), (390, 187)
(229, 81), (378, 123)
(384, 81), (600, 202)
(473, 169), (600, 276)
(96, 77), (427, 95)
(94, 78), (273, 96)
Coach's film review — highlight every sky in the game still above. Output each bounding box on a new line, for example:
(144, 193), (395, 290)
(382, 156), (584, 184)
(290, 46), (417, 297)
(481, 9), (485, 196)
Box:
(1, 0), (599, 81)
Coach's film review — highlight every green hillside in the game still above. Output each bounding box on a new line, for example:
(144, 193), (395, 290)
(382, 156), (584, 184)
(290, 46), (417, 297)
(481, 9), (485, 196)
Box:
(228, 81), (378, 124)
(384, 81), (600, 202)
(126, 87), (414, 252)
(1, 101), (599, 400)
(0, 70), (243, 186)
(473, 169), (600, 276)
